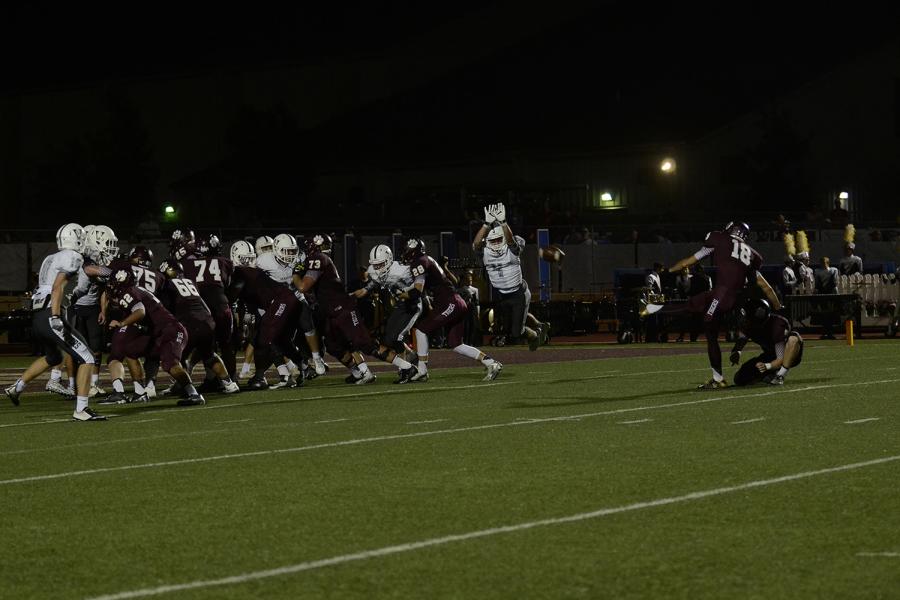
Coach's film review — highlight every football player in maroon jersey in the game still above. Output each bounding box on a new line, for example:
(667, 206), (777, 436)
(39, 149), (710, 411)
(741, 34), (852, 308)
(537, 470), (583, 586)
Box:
(643, 222), (782, 389)
(105, 260), (206, 406)
(294, 234), (415, 384)
(729, 299), (803, 386)
(401, 238), (502, 382)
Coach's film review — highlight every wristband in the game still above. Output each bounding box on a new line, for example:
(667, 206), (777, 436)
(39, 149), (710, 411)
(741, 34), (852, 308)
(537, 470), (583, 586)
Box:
(765, 362), (772, 371)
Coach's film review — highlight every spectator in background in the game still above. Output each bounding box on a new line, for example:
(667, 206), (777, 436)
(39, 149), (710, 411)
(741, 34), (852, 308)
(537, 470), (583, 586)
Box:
(828, 199), (850, 228)
(772, 214), (791, 238)
(838, 243), (863, 276)
(645, 263), (664, 296)
(563, 228), (583, 245)
(675, 266), (692, 300)
(816, 257), (840, 340)
(581, 227), (597, 245)
(781, 257), (798, 298)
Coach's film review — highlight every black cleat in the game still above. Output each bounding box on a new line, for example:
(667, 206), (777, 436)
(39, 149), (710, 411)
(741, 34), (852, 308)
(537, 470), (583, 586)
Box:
(197, 379), (222, 394)
(394, 368), (414, 384)
(5, 384), (21, 406)
(98, 392), (129, 405)
(72, 407), (107, 421)
(345, 374), (362, 384)
(246, 375), (268, 391)
(177, 394), (206, 407)
(294, 373), (305, 388)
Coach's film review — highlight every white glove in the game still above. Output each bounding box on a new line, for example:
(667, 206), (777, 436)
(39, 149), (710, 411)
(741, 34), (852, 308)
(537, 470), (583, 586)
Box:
(49, 315), (65, 335)
(493, 203), (506, 224)
(484, 205), (494, 226)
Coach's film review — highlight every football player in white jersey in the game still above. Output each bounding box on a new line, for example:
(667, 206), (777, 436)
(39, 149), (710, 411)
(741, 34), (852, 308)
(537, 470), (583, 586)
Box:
(5, 224), (108, 420)
(473, 203), (543, 351)
(352, 244), (421, 371)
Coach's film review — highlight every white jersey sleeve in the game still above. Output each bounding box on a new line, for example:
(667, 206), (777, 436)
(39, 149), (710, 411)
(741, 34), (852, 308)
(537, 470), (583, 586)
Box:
(33, 250), (84, 306)
(256, 253), (295, 285)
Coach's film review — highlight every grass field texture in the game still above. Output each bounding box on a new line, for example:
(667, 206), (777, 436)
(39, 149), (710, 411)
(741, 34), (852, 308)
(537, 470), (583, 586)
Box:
(1, 340), (898, 599)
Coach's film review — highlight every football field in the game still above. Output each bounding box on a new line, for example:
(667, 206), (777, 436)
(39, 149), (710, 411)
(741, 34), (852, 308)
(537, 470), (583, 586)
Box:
(1, 340), (898, 599)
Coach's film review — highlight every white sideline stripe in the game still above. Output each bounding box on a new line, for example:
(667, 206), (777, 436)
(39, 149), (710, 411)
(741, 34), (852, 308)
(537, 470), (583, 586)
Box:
(618, 419), (652, 425)
(314, 418), (349, 424)
(406, 419), (447, 425)
(215, 419), (252, 424)
(845, 418), (880, 424)
(5, 377), (898, 488)
(731, 417), (766, 425)
(856, 552), (900, 557)
(87, 454), (900, 600)
(128, 419), (162, 424)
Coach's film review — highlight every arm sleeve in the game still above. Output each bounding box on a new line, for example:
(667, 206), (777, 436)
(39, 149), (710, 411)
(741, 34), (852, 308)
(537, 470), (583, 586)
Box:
(130, 302), (146, 314)
(693, 247), (714, 261)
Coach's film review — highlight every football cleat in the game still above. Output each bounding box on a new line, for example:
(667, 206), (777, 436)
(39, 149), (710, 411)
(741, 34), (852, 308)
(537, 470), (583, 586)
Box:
(145, 382), (157, 398)
(246, 375), (268, 391)
(72, 407), (107, 421)
(409, 370), (429, 383)
(176, 394), (206, 407)
(5, 384), (21, 406)
(89, 384), (106, 398)
(394, 368), (414, 384)
(129, 392), (150, 403)
(313, 356), (327, 376)
(46, 380), (74, 397)
(541, 322), (551, 344)
(697, 379), (729, 390)
(528, 332), (540, 352)
(269, 375), (294, 390)
(767, 375), (785, 386)
(222, 380), (240, 394)
(159, 383), (184, 397)
(483, 361), (503, 381)
(196, 379), (222, 394)
(294, 374), (305, 388)
(344, 373), (363, 384)
(98, 392), (129, 405)
(355, 371), (377, 385)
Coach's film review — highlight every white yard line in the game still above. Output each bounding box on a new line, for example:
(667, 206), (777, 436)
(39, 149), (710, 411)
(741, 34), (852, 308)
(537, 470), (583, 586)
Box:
(215, 419), (252, 424)
(856, 552), (900, 557)
(844, 418), (880, 424)
(731, 417), (767, 425)
(314, 418), (349, 424)
(86, 453), (900, 600)
(618, 419), (652, 425)
(405, 419), (448, 425)
(3, 377), (898, 487)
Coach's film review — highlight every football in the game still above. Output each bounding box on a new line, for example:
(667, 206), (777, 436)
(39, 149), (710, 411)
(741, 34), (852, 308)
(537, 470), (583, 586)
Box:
(540, 245), (565, 263)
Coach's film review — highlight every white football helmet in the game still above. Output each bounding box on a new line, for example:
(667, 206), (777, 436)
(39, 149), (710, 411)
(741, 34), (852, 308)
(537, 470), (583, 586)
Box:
(255, 235), (274, 255)
(230, 240), (257, 267)
(56, 223), (85, 252)
(369, 244), (393, 277)
(273, 233), (299, 266)
(486, 226), (507, 257)
(88, 225), (119, 265)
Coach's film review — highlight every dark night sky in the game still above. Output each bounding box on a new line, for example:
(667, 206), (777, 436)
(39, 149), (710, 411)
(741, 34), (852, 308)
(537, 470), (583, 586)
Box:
(6, 2), (900, 166)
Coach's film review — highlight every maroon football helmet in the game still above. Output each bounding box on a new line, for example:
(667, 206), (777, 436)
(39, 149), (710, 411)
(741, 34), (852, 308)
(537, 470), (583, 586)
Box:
(108, 259), (135, 291)
(170, 229), (196, 260)
(197, 234), (222, 257)
(725, 221), (750, 241)
(401, 238), (426, 264)
(306, 233), (333, 256)
(128, 246), (154, 268)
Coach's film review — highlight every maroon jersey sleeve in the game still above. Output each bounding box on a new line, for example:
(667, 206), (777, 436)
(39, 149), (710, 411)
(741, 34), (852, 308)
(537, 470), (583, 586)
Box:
(412, 255), (455, 306)
(306, 253), (354, 314)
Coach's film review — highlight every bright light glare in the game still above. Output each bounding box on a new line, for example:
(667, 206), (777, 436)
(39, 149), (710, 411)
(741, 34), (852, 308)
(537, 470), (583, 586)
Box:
(600, 192), (613, 202)
(164, 205), (175, 214)
(660, 159), (676, 173)
(838, 191), (849, 200)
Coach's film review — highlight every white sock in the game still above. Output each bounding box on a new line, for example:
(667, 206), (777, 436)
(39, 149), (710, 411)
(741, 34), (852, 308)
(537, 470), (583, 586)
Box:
(277, 364), (291, 377)
(68, 377), (76, 389)
(76, 396), (88, 412)
(91, 373), (99, 385)
(285, 360), (297, 372)
(776, 366), (789, 377)
(350, 366), (362, 378)
(184, 383), (198, 396)
(134, 381), (145, 395)
(311, 351), (321, 361)
(357, 362), (370, 375)
(416, 359), (428, 374)
(50, 369), (62, 382)
(453, 344), (482, 361)
(240, 363), (252, 377)
(112, 379), (125, 393)
(712, 369), (724, 382)
(15, 379), (26, 393)
(391, 356), (412, 370)
(221, 377), (233, 385)
(146, 381), (156, 393)
(415, 330), (430, 358)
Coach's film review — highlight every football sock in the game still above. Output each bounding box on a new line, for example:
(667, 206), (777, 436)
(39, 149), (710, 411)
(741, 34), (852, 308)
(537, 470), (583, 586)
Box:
(350, 366), (363, 378)
(453, 344), (482, 361)
(711, 369), (724, 383)
(357, 362), (371, 375)
(15, 379), (26, 393)
(277, 364), (291, 378)
(391, 356), (412, 370)
(134, 381), (146, 395)
(49, 369), (62, 382)
(69, 377), (76, 389)
(112, 378), (125, 393)
(415, 330), (430, 359)
(184, 384), (198, 396)
(285, 360), (297, 372)
(240, 363), (252, 378)
(311, 352), (321, 361)
(776, 366), (789, 376)
(91, 373), (99, 385)
(76, 396), (88, 412)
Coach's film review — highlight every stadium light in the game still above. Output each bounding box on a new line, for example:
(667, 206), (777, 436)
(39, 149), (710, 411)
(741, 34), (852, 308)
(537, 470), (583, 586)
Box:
(164, 205), (175, 215)
(838, 191), (849, 200)
(660, 158), (676, 174)
(600, 192), (613, 202)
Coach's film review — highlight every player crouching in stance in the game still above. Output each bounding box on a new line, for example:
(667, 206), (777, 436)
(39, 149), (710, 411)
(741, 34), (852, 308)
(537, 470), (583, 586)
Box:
(729, 299), (803, 386)
(641, 222), (782, 390)
(5, 224), (108, 420)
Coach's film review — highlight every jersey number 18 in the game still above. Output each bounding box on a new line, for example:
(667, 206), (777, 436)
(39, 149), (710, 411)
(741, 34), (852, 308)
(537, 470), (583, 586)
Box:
(730, 240), (751, 266)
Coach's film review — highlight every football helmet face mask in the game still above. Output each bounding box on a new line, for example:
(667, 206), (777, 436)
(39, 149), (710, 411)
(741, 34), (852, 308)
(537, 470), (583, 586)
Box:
(56, 223), (85, 252)
(740, 298), (771, 328)
(401, 238), (426, 264)
(307, 234), (333, 256)
(129, 246), (154, 268)
(230, 240), (257, 267)
(486, 226), (508, 257)
(725, 221), (750, 241)
(255, 235), (274, 255)
(88, 225), (119, 266)
(369, 244), (393, 277)
(273, 233), (300, 266)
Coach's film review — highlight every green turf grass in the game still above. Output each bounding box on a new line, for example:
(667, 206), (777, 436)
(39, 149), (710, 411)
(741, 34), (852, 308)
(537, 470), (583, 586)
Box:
(0, 341), (898, 599)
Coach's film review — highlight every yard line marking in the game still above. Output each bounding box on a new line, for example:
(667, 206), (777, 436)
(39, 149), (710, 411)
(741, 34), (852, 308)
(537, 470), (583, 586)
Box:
(87, 454), (900, 600)
(845, 418), (880, 424)
(731, 417), (766, 425)
(128, 419), (163, 424)
(314, 418), (349, 424)
(618, 419), (652, 425)
(856, 552), (900, 557)
(0, 430), (230, 457)
(215, 419), (252, 424)
(406, 419), (447, 425)
(5, 377), (898, 487)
